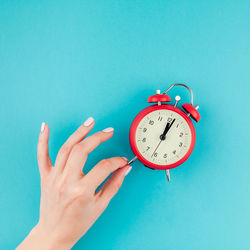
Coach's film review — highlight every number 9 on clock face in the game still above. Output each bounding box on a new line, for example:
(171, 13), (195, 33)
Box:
(129, 105), (196, 170)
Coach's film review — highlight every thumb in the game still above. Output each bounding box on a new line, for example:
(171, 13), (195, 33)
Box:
(96, 165), (132, 209)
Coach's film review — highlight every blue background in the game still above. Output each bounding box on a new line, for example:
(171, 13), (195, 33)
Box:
(0, 0), (249, 249)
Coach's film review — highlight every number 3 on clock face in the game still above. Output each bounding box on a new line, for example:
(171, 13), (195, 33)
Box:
(129, 105), (196, 170)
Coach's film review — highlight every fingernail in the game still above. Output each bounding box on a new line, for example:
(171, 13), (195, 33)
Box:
(83, 117), (94, 126)
(102, 127), (114, 133)
(122, 157), (128, 162)
(125, 166), (132, 176)
(41, 122), (45, 133)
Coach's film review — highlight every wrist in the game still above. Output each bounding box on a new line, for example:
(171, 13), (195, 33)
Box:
(17, 223), (73, 250)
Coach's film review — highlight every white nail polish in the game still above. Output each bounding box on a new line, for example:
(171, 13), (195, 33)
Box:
(125, 166), (132, 176)
(41, 122), (45, 132)
(102, 127), (114, 133)
(83, 117), (94, 126)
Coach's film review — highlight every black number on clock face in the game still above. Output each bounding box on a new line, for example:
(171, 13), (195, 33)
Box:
(158, 116), (163, 121)
(149, 120), (154, 125)
(179, 132), (183, 137)
(179, 142), (183, 147)
(153, 152), (158, 157)
(142, 138), (146, 143)
(163, 153), (167, 158)
(143, 128), (147, 132)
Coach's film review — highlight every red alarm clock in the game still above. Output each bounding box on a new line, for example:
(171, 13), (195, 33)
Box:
(128, 83), (200, 182)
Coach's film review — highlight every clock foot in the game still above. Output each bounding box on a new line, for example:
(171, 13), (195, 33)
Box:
(128, 156), (138, 165)
(166, 170), (171, 182)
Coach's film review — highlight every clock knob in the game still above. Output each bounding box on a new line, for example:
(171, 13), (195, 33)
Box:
(182, 103), (200, 122)
(174, 95), (181, 107)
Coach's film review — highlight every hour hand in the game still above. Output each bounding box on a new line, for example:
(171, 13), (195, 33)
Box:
(160, 123), (170, 140)
(160, 119), (175, 140)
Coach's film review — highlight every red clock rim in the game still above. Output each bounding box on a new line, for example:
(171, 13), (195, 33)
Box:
(129, 104), (196, 170)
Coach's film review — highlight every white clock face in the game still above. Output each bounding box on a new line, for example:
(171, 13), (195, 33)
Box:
(135, 109), (192, 166)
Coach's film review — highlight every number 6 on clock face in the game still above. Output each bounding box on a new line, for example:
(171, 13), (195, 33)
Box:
(129, 105), (196, 170)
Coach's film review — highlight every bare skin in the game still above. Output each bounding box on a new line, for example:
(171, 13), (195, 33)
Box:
(17, 117), (131, 250)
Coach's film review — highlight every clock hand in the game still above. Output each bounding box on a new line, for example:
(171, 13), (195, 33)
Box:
(152, 119), (176, 157)
(168, 118), (176, 130)
(160, 122), (170, 140)
(160, 119), (176, 140)
(151, 140), (162, 157)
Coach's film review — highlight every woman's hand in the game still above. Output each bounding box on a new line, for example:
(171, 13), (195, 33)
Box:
(17, 118), (132, 250)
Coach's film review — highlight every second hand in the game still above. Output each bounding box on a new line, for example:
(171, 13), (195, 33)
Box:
(151, 140), (162, 157)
